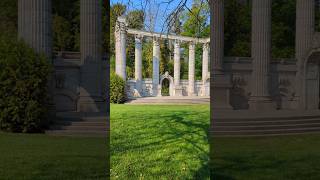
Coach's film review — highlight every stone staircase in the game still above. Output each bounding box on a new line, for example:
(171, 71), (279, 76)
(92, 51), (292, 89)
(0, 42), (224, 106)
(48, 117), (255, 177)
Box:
(211, 110), (320, 137)
(46, 112), (108, 137)
(127, 96), (210, 104)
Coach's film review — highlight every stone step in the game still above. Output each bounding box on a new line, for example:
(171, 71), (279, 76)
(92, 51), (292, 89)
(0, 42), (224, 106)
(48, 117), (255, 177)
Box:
(46, 130), (107, 137)
(213, 122), (320, 131)
(211, 127), (320, 137)
(213, 118), (320, 126)
(127, 97), (209, 104)
(46, 112), (108, 137)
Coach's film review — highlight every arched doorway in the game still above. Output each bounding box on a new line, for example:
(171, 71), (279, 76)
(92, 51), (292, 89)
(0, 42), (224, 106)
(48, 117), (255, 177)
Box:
(304, 51), (320, 109)
(161, 78), (170, 96)
(158, 72), (174, 96)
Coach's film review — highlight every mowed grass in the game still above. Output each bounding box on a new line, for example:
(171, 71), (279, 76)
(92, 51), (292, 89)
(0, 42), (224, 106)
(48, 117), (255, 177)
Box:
(211, 134), (320, 180)
(110, 104), (210, 179)
(0, 132), (108, 180)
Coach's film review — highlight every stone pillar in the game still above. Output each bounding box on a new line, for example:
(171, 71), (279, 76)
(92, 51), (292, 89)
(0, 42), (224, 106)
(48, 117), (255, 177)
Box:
(79, 0), (103, 112)
(295, 0), (315, 109)
(212, 0), (224, 74)
(115, 16), (127, 80)
(188, 42), (195, 96)
(249, 0), (273, 110)
(135, 35), (143, 94)
(18, 0), (52, 58)
(202, 43), (209, 82)
(201, 43), (209, 96)
(152, 37), (160, 96)
(174, 40), (181, 86)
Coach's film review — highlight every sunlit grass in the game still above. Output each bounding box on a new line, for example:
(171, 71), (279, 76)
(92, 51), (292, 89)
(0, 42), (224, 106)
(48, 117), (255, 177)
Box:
(110, 104), (210, 179)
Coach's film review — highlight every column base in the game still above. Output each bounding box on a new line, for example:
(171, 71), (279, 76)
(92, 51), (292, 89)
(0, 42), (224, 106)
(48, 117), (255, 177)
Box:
(211, 74), (233, 110)
(174, 85), (183, 96)
(249, 96), (275, 111)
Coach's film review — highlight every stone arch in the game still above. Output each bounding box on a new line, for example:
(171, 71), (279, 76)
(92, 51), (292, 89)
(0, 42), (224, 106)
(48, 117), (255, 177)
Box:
(158, 72), (174, 96)
(54, 89), (78, 112)
(302, 48), (320, 109)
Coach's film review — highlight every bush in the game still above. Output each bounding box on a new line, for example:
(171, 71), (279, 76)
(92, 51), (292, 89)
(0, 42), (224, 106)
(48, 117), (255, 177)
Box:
(110, 72), (127, 104)
(0, 36), (51, 133)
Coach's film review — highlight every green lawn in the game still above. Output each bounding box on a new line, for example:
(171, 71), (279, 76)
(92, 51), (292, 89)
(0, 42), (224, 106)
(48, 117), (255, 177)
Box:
(110, 104), (210, 179)
(0, 132), (108, 180)
(211, 134), (320, 180)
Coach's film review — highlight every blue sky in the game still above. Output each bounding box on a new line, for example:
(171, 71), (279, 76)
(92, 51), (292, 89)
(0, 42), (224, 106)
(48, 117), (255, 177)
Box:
(111, 0), (193, 33)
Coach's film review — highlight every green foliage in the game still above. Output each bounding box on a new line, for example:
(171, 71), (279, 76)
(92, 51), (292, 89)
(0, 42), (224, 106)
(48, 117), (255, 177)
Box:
(110, 72), (127, 104)
(53, 15), (73, 51)
(0, 0), (17, 37)
(142, 41), (153, 78)
(161, 79), (170, 96)
(0, 36), (51, 133)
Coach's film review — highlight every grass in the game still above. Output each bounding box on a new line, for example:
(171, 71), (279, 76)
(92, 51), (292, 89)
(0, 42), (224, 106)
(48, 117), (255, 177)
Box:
(211, 134), (320, 180)
(110, 104), (210, 179)
(0, 132), (108, 180)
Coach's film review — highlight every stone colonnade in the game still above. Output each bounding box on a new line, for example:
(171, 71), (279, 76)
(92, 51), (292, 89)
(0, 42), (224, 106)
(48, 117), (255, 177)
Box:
(210, 0), (316, 110)
(115, 17), (210, 97)
(18, 0), (105, 112)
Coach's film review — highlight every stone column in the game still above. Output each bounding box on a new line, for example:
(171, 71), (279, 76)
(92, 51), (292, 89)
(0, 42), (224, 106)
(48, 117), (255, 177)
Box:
(249, 0), (273, 110)
(152, 37), (160, 96)
(115, 16), (127, 80)
(188, 42), (195, 96)
(135, 35), (143, 94)
(18, 0), (52, 58)
(211, 0), (224, 74)
(79, 0), (103, 112)
(295, 0), (315, 109)
(174, 40), (181, 86)
(202, 43), (209, 82)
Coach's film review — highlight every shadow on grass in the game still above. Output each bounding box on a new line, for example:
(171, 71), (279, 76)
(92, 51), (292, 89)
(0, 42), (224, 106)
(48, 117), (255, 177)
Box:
(111, 105), (210, 178)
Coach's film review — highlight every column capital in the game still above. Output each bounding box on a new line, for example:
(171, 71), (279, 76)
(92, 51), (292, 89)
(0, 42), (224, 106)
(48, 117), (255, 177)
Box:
(116, 16), (127, 33)
(203, 43), (209, 50)
(135, 34), (143, 40)
(153, 37), (160, 46)
(189, 42), (196, 49)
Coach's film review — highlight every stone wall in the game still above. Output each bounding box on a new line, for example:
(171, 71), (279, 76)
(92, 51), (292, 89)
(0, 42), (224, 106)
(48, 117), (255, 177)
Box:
(224, 57), (297, 110)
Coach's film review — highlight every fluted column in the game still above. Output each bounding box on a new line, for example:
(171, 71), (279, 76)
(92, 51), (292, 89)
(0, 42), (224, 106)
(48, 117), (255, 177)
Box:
(174, 40), (181, 86)
(295, 0), (315, 108)
(152, 38), (160, 96)
(115, 16), (127, 80)
(18, 0), (52, 58)
(211, 0), (224, 74)
(188, 42), (195, 96)
(249, 0), (273, 110)
(135, 35), (143, 93)
(202, 43), (209, 82)
(79, 0), (103, 112)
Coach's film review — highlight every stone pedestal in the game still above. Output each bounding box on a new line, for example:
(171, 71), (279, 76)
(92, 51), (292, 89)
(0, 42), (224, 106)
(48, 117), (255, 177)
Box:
(174, 85), (183, 96)
(211, 75), (232, 109)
